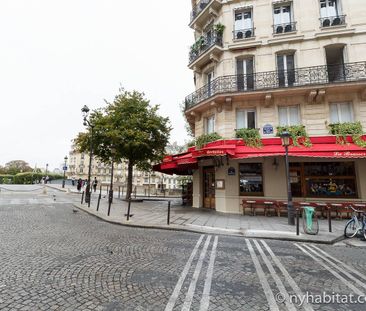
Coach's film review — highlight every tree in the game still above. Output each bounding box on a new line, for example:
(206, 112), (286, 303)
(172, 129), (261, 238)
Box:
(75, 88), (171, 200)
(4, 160), (32, 175)
(166, 142), (186, 155)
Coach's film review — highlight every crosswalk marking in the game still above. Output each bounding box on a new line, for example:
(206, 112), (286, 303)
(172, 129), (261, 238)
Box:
(253, 240), (297, 311)
(165, 235), (205, 311)
(245, 239), (280, 311)
(199, 236), (218, 311)
(294, 243), (364, 296)
(303, 244), (366, 292)
(181, 235), (212, 311)
(261, 240), (314, 311)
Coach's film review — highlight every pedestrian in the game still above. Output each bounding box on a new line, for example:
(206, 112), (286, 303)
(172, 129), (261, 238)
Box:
(72, 177), (75, 186)
(45, 176), (50, 184)
(77, 178), (82, 192)
(93, 177), (98, 192)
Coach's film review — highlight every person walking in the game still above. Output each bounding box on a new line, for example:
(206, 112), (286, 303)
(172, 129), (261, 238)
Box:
(77, 178), (82, 192)
(92, 177), (98, 192)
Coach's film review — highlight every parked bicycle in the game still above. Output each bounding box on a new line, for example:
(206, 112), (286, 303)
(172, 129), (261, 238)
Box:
(344, 205), (366, 239)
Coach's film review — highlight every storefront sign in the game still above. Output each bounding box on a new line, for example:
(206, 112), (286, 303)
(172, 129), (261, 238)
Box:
(228, 167), (236, 175)
(263, 124), (274, 135)
(334, 151), (366, 157)
(216, 179), (225, 189)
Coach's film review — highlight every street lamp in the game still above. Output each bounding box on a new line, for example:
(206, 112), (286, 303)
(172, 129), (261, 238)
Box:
(62, 156), (68, 188)
(81, 105), (94, 207)
(45, 163), (48, 175)
(280, 131), (295, 225)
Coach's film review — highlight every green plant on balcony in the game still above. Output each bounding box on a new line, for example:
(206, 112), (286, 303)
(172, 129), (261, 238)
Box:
(190, 36), (206, 55)
(328, 121), (366, 147)
(276, 125), (312, 147)
(195, 132), (223, 149)
(235, 128), (262, 148)
(213, 23), (225, 37)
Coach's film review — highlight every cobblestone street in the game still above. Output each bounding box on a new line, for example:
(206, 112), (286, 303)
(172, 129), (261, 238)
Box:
(0, 187), (366, 310)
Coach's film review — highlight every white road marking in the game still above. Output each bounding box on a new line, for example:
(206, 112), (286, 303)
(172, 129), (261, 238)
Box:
(309, 244), (366, 282)
(261, 240), (314, 311)
(181, 235), (212, 311)
(199, 236), (218, 311)
(294, 244), (364, 296)
(164, 234), (205, 311)
(303, 244), (366, 292)
(253, 240), (297, 311)
(245, 239), (280, 311)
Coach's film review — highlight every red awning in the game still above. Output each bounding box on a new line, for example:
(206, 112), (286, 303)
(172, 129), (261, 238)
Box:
(154, 135), (366, 174)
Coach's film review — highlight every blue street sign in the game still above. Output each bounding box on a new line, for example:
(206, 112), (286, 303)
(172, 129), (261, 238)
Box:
(63, 166), (68, 171)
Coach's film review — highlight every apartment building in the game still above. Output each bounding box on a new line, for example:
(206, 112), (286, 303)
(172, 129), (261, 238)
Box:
(155, 0), (366, 213)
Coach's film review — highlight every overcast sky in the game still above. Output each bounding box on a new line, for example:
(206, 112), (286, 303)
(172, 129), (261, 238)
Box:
(0, 0), (193, 171)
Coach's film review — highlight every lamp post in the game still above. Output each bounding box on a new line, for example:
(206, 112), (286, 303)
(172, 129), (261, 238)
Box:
(62, 156), (68, 188)
(81, 105), (94, 207)
(280, 131), (295, 225)
(45, 163), (48, 175)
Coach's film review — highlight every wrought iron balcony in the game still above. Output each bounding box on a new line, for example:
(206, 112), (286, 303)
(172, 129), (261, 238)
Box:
(190, 0), (212, 23)
(273, 22), (297, 34)
(189, 33), (223, 64)
(184, 62), (366, 110)
(320, 15), (346, 28)
(233, 28), (255, 40)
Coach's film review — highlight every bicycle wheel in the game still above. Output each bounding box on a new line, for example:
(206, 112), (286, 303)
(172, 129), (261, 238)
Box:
(344, 219), (358, 238)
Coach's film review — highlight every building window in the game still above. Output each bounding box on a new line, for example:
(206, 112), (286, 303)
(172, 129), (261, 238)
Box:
(207, 71), (214, 97)
(239, 163), (263, 196)
(277, 53), (295, 87)
(319, 0), (344, 27)
(236, 109), (256, 129)
(206, 115), (215, 134)
(290, 162), (357, 198)
(278, 106), (300, 126)
(330, 103), (353, 123)
(273, 3), (295, 34)
(236, 57), (254, 91)
(234, 8), (254, 39)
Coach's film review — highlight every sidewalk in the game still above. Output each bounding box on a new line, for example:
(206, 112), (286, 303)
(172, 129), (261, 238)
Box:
(48, 184), (347, 244)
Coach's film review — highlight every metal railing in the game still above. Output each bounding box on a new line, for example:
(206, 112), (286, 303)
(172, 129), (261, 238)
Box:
(190, 0), (212, 23)
(273, 22), (297, 34)
(319, 15), (346, 28)
(233, 27), (255, 40)
(184, 62), (366, 110)
(189, 33), (223, 64)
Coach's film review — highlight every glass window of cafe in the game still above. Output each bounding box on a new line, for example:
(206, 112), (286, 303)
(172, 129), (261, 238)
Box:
(289, 162), (357, 198)
(239, 163), (264, 196)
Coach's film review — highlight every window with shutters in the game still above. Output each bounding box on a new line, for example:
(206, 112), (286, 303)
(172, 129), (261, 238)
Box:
(206, 115), (215, 134)
(277, 53), (295, 87)
(234, 8), (254, 39)
(236, 57), (254, 91)
(236, 109), (256, 130)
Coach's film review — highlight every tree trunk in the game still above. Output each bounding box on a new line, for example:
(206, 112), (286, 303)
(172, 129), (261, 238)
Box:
(126, 160), (134, 200)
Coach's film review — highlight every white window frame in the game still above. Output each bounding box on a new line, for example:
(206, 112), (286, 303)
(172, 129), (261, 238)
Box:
(278, 105), (301, 126)
(319, 0), (340, 18)
(329, 102), (353, 123)
(234, 8), (253, 31)
(205, 115), (215, 134)
(273, 3), (293, 25)
(276, 52), (296, 87)
(236, 109), (257, 129)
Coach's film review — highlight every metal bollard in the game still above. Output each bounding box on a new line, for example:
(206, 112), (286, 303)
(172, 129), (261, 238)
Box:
(296, 208), (300, 236)
(81, 191), (84, 204)
(126, 198), (132, 221)
(328, 207), (332, 232)
(167, 201), (171, 225)
(97, 193), (101, 211)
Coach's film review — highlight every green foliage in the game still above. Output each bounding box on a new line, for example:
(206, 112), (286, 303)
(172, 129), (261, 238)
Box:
(235, 128), (262, 148)
(276, 125), (312, 147)
(0, 175), (14, 184)
(190, 36), (205, 54)
(3, 160), (33, 175)
(195, 133), (223, 149)
(0, 173), (64, 184)
(213, 23), (225, 36)
(328, 121), (366, 147)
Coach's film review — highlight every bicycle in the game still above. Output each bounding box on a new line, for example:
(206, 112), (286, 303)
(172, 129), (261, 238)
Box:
(344, 205), (366, 239)
(302, 206), (319, 235)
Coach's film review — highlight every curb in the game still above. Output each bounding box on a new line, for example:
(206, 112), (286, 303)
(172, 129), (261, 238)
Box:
(72, 203), (344, 244)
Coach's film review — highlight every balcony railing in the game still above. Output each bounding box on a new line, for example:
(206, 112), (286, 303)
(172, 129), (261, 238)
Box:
(320, 15), (346, 28)
(273, 22), (297, 34)
(233, 27), (255, 40)
(190, 0), (212, 23)
(189, 33), (223, 64)
(184, 62), (366, 110)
